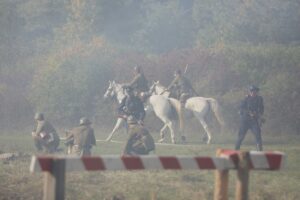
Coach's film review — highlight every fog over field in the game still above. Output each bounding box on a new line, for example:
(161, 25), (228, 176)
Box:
(0, 0), (300, 199)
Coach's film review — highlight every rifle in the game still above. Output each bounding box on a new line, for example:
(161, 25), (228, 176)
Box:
(184, 64), (189, 74)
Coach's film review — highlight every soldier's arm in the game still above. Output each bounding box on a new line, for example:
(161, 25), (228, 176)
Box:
(35, 122), (43, 135)
(167, 76), (179, 90)
(127, 74), (140, 87)
(259, 96), (264, 115)
(65, 131), (74, 140)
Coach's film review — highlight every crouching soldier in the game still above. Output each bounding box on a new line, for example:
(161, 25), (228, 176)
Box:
(123, 116), (155, 156)
(65, 117), (96, 156)
(32, 113), (60, 154)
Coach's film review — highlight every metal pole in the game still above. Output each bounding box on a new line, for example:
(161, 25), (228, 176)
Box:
(214, 149), (229, 200)
(43, 159), (66, 200)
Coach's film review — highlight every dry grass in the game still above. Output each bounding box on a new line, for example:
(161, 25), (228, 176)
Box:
(0, 130), (299, 200)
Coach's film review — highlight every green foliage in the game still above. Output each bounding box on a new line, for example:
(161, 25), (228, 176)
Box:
(0, 0), (300, 135)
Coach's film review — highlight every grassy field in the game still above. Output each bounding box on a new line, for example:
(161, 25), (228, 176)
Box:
(0, 129), (299, 200)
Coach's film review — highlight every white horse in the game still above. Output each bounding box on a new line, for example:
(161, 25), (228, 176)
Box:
(103, 81), (127, 141)
(103, 80), (181, 143)
(149, 81), (225, 144)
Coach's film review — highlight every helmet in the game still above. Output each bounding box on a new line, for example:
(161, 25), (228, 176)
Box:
(34, 113), (44, 121)
(79, 117), (91, 125)
(249, 85), (259, 92)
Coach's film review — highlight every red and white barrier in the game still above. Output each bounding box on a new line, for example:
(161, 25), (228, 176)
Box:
(30, 150), (285, 173)
(219, 150), (286, 170)
(30, 155), (234, 172)
(30, 150), (286, 200)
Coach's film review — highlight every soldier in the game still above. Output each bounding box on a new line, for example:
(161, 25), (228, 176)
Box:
(65, 117), (96, 156)
(118, 86), (146, 125)
(32, 113), (60, 153)
(166, 69), (198, 107)
(123, 116), (155, 155)
(235, 85), (265, 151)
(124, 65), (149, 98)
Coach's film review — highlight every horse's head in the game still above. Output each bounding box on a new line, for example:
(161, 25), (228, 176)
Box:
(103, 80), (125, 104)
(149, 81), (170, 97)
(149, 81), (160, 95)
(103, 80), (115, 100)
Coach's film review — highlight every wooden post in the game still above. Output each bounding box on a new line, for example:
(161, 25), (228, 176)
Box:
(235, 151), (250, 200)
(43, 159), (66, 200)
(214, 149), (229, 200)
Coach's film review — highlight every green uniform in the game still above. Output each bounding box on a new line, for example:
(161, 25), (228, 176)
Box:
(66, 125), (96, 156)
(123, 125), (155, 155)
(167, 75), (197, 104)
(127, 73), (149, 95)
(32, 120), (60, 153)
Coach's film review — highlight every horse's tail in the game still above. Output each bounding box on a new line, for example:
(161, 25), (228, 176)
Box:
(168, 98), (184, 132)
(206, 98), (225, 127)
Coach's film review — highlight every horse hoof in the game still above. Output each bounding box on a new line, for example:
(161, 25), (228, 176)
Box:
(158, 138), (165, 143)
(105, 138), (112, 142)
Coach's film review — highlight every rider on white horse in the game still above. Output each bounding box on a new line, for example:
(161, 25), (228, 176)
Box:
(151, 80), (225, 144)
(165, 69), (198, 107)
(124, 66), (149, 99)
(118, 86), (146, 126)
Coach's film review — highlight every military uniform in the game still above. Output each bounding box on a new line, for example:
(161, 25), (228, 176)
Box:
(118, 90), (146, 123)
(235, 87), (264, 151)
(167, 73), (197, 105)
(123, 124), (155, 155)
(65, 118), (96, 156)
(128, 72), (149, 93)
(32, 120), (60, 153)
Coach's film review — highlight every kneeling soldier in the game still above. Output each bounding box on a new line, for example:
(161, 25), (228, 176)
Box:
(65, 117), (96, 156)
(32, 113), (60, 154)
(123, 116), (155, 156)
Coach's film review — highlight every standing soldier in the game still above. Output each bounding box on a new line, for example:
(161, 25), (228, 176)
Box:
(32, 113), (60, 153)
(118, 86), (146, 125)
(123, 116), (155, 156)
(65, 117), (96, 156)
(166, 69), (198, 107)
(125, 65), (149, 98)
(235, 85), (265, 151)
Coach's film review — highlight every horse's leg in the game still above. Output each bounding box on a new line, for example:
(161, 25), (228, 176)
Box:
(167, 121), (176, 144)
(193, 111), (212, 144)
(105, 118), (125, 141)
(199, 119), (212, 144)
(158, 123), (168, 143)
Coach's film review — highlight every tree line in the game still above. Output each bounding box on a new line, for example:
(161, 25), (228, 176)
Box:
(0, 0), (299, 135)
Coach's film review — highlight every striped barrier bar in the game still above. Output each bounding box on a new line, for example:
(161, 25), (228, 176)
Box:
(30, 150), (286, 200)
(219, 150), (286, 170)
(30, 155), (234, 172)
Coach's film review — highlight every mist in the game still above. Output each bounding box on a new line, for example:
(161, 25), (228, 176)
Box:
(0, 0), (299, 135)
